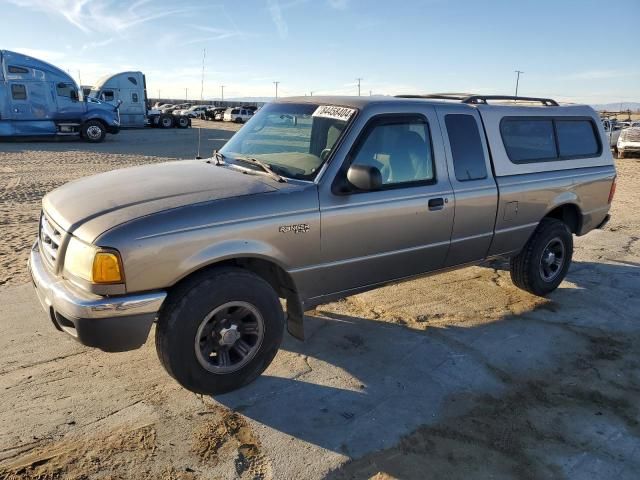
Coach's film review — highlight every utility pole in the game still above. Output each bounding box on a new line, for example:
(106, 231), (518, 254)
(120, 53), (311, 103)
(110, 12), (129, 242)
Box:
(356, 78), (362, 96)
(158, 89), (160, 99)
(273, 81), (280, 98)
(77, 70), (82, 87)
(310, 91), (313, 96)
(221, 85), (225, 102)
(200, 48), (206, 101)
(514, 70), (524, 97)
(185, 87), (188, 101)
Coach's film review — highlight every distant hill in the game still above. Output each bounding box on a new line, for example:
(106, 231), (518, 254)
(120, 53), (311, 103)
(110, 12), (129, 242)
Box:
(591, 102), (640, 111)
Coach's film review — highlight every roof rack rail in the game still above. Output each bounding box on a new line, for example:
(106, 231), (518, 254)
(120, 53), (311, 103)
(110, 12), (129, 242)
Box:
(395, 93), (559, 106)
(463, 95), (559, 106)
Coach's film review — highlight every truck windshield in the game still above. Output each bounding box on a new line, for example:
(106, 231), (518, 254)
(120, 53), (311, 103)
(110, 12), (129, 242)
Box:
(220, 103), (356, 181)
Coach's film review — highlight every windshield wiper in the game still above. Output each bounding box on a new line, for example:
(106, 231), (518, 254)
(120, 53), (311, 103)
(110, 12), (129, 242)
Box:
(232, 156), (287, 183)
(206, 150), (226, 165)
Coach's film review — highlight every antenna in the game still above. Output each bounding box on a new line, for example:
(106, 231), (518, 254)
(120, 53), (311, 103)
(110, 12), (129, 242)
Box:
(195, 126), (202, 159)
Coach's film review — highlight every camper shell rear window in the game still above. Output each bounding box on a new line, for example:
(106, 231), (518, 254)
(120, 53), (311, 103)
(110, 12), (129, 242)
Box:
(500, 116), (601, 163)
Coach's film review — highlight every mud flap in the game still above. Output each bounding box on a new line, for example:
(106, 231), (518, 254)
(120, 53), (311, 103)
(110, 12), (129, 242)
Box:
(285, 293), (305, 341)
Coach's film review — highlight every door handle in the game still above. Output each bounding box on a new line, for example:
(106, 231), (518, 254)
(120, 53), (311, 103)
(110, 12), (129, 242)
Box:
(428, 197), (445, 210)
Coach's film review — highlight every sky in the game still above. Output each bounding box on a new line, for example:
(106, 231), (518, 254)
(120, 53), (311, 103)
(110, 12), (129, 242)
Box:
(1, 0), (639, 104)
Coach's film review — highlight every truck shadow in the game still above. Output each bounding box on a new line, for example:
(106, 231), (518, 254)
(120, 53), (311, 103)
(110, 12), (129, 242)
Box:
(215, 259), (640, 477)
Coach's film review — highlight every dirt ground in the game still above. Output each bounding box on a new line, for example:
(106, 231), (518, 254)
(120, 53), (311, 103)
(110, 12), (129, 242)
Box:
(0, 124), (639, 479)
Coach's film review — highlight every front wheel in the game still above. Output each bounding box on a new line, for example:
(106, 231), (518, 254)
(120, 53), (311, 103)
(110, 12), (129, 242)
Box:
(155, 267), (284, 395)
(509, 218), (573, 296)
(81, 120), (106, 143)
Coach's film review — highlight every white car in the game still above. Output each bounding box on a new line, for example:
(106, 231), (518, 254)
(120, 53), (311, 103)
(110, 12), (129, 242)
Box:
(223, 107), (253, 123)
(175, 105), (209, 118)
(617, 127), (640, 159)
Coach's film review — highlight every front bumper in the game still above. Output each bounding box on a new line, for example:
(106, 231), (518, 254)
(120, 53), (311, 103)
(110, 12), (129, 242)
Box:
(28, 242), (166, 352)
(107, 125), (120, 134)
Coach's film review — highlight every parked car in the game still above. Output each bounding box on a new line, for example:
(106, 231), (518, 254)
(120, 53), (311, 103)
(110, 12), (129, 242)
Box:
(616, 127), (640, 158)
(223, 107), (253, 123)
(28, 94), (615, 395)
(0, 50), (120, 142)
(204, 106), (227, 121)
(175, 105), (209, 118)
(602, 118), (624, 153)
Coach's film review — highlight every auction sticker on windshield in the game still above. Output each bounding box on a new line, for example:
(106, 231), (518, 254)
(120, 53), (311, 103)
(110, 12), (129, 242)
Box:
(312, 105), (356, 122)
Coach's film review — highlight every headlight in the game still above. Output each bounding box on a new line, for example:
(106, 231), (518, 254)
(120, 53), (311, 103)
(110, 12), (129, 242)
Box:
(64, 237), (124, 284)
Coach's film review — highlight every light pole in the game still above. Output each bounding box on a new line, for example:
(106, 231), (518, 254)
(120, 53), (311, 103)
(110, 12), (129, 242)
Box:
(514, 70), (524, 97)
(273, 81), (280, 99)
(356, 78), (362, 96)
(221, 85), (225, 102)
(185, 87), (188, 101)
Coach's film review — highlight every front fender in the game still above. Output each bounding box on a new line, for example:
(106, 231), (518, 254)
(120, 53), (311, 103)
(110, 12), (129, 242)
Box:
(175, 239), (292, 286)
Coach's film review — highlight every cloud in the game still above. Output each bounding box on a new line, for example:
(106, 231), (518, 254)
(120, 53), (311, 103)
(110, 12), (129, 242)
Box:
(266, 0), (288, 39)
(6, 0), (197, 34)
(327, 0), (348, 9)
(560, 70), (639, 81)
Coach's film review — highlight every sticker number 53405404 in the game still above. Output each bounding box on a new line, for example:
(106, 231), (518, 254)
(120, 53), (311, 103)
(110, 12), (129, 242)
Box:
(312, 105), (356, 122)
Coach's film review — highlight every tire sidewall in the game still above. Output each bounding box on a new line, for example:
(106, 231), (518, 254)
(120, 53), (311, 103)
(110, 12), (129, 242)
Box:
(527, 221), (573, 294)
(82, 120), (106, 143)
(160, 270), (284, 395)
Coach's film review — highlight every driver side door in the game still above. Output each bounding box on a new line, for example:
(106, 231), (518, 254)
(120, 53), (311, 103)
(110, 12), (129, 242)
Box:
(310, 107), (454, 301)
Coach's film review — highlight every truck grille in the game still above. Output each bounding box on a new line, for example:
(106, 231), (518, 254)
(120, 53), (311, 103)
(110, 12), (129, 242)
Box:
(39, 213), (64, 268)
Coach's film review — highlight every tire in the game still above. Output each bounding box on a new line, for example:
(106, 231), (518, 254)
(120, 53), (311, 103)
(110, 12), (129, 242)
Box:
(155, 267), (285, 395)
(509, 218), (573, 296)
(81, 120), (106, 143)
(176, 116), (190, 128)
(159, 114), (174, 129)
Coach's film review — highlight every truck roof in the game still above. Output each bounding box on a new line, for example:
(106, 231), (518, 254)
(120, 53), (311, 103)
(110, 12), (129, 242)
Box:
(0, 49), (76, 85)
(276, 94), (594, 115)
(92, 71), (144, 90)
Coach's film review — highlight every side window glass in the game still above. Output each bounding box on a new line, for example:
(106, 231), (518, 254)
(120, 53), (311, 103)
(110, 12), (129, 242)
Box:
(56, 83), (75, 98)
(132, 92), (139, 103)
(445, 114), (487, 181)
(11, 84), (27, 100)
(351, 116), (434, 186)
(102, 90), (115, 102)
(501, 119), (557, 163)
(556, 120), (599, 157)
(8, 65), (29, 74)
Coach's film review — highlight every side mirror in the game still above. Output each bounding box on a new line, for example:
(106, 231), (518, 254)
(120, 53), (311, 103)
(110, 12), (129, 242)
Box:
(346, 164), (383, 191)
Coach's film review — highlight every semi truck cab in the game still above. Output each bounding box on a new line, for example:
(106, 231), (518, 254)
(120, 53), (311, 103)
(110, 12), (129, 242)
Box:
(0, 50), (120, 142)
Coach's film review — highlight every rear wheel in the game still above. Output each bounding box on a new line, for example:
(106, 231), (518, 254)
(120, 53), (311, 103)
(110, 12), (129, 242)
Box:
(176, 116), (190, 128)
(159, 114), (174, 129)
(155, 267), (284, 395)
(509, 218), (573, 296)
(81, 120), (106, 143)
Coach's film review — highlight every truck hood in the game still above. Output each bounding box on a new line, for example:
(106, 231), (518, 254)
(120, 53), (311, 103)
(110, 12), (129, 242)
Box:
(43, 160), (278, 241)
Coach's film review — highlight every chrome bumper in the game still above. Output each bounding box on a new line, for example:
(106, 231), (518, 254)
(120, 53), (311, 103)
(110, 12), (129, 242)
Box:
(28, 241), (167, 351)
